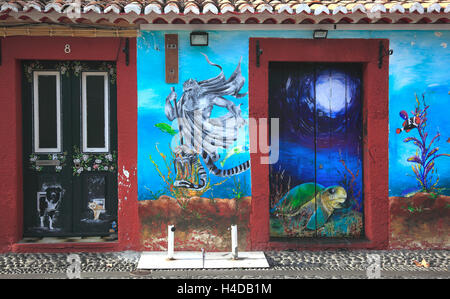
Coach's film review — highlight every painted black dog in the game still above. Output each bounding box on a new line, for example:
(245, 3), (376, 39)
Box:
(39, 187), (62, 230)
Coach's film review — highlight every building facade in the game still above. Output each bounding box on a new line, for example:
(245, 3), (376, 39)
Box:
(0, 0), (448, 253)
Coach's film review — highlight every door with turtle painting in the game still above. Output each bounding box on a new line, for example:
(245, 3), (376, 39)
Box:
(269, 62), (364, 239)
(22, 60), (118, 238)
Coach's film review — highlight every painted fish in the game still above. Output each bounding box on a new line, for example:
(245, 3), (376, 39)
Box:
(396, 110), (421, 134)
(219, 145), (249, 167)
(155, 123), (177, 136)
(271, 183), (347, 230)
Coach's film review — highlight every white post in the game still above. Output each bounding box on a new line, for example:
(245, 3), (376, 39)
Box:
(231, 224), (238, 260)
(201, 248), (205, 268)
(167, 225), (175, 260)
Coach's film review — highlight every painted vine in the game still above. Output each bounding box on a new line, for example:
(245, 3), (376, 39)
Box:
(72, 146), (117, 176)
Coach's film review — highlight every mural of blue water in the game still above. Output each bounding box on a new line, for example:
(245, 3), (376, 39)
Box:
(137, 31), (251, 200)
(137, 30), (450, 202)
(274, 140), (363, 205)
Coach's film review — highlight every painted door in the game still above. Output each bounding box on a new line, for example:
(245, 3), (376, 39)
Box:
(269, 62), (364, 239)
(22, 60), (118, 237)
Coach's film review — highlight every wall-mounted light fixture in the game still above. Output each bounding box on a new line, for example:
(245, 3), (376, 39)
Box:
(190, 31), (208, 46)
(313, 29), (328, 39)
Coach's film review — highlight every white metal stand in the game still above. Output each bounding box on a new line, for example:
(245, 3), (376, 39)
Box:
(231, 224), (238, 260)
(167, 225), (175, 260)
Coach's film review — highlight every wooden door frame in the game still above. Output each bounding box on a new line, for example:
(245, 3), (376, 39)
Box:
(249, 38), (389, 250)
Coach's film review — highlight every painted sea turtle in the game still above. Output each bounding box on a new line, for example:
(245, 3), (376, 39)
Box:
(271, 183), (347, 230)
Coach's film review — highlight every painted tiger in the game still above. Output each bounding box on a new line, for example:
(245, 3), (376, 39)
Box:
(201, 151), (250, 178)
(173, 149), (250, 190)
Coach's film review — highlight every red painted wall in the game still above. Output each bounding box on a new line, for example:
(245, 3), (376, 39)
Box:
(249, 38), (390, 250)
(0, 36), (139, 252)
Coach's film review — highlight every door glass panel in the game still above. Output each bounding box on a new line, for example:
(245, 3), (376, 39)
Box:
(82, 72), (109, 152)
(33, 72), (61, 153)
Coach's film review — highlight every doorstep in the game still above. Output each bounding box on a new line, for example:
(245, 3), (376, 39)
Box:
(137, 251), (270, 270)
(10, 235), (119, 253)
(19, 235), (118, 244)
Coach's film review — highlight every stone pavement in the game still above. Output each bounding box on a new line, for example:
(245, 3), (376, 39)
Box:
(0, 250), (448, 279)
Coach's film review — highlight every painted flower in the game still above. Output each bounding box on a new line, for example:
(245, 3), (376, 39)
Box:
(73, 65), (83, 75)
(30, 155), (37, 162)
(73, 158), (81, 163)
(77, 167), (83, 174)
(95, 159), (102, 164)
(87, 167), (91, 171)
(55, 166), (63, 172)
(110, 166), (114, 171)
(83, 154), (89, 161)
(103, 166), (109, 171)
(105, 154), (113, 161)
(93, 164), (99, 170)
(52, 154), (58, 160)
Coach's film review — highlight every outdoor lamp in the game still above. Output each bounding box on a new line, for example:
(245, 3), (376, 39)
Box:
(313, 29), (328, 39)
(190, 31), (209, 46)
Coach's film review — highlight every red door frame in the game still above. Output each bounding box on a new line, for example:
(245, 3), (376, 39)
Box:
(249, 38), (389, 250)
(0, 36), (139, 252)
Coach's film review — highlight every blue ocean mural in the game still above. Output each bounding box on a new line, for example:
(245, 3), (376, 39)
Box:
(137, 30), (449, 248)
(138, 30), (450, 200)
(138, 31), (251, 202)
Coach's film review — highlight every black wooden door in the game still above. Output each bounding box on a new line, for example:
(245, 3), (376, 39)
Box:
(22, 61), (118, 238)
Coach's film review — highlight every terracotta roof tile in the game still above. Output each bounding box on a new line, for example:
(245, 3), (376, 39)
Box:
(0, 0), (448, 25)
(2, 1), (450, 14)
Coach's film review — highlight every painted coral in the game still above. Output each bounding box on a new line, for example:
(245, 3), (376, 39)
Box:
(148, 143), (227, 200)
(404, 94), (450, 193)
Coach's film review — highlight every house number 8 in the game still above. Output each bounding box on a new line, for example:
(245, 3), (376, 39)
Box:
(64, 44), (71, 54)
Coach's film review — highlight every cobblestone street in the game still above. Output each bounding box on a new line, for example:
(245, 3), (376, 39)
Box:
(0, 250), (448, 279)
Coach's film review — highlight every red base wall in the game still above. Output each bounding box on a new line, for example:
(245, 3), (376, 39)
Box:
(0, 36), (139, 253)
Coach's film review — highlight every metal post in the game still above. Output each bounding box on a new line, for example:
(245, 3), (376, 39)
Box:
(201, 248), (205, 268)
(167, 225), (175, 260)
(231, 224), (238, 260)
